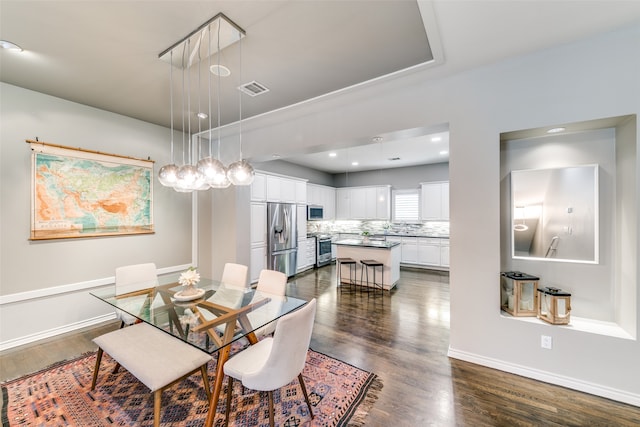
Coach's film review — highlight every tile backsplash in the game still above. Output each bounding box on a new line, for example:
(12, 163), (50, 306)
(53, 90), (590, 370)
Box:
(307, 220), (449, 237)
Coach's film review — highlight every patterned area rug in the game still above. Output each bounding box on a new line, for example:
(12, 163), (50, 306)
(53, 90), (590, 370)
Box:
(1, 349), (381, 426)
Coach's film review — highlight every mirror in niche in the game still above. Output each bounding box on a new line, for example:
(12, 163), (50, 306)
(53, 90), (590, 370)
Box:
(511, 164), (599, 263)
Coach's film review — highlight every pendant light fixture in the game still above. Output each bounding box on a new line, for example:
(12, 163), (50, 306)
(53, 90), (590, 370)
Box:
(227, 34), (255, 186)
(157, 13), (249, 192)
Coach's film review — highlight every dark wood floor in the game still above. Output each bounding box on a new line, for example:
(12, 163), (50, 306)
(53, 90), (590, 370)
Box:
(2, 266), (639, 426)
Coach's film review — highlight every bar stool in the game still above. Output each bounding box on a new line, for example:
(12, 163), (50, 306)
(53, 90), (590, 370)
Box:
(360, 259), (384, 296)
(336, 257), (357, 292)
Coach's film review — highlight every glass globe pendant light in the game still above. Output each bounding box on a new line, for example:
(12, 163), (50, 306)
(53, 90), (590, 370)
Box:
(227, 35), (254, 186)
(158, 50), (179, 187)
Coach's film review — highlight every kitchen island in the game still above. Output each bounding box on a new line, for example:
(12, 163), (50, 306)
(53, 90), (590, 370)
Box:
(334, 239), (401, 290)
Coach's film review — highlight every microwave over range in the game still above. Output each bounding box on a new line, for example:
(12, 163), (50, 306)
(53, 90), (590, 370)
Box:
(307, 205), (323, 221)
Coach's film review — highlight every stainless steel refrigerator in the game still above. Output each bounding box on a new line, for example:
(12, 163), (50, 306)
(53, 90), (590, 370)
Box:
(267, 202), (298, 277)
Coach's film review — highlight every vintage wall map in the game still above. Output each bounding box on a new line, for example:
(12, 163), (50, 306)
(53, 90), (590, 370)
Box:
(29, 141), (154, 240)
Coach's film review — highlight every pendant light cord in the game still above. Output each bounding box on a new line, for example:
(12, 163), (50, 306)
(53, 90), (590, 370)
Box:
(238, 33), (243, 161)
(169, 50), (174, 164)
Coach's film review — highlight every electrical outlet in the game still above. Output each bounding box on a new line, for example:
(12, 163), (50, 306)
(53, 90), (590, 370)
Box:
(541, 335), (553, 349)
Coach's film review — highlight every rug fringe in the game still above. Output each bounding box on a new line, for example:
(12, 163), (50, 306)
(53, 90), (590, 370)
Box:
(347, 375), (383, 427)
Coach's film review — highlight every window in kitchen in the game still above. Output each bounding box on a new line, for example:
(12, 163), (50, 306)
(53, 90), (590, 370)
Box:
(393, 189), (419, 221)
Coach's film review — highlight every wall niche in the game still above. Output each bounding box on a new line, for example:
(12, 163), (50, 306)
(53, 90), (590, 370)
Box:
(500, 114), (637, 339)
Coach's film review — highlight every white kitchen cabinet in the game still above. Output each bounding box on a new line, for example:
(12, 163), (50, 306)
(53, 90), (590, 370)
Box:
(376, 186), (391, 219)
(349, 187), (369, 219)
(440, 239), (450, 267)
(421, 181), (449, 220)
(296, 204), (307, 242)
(336, 186), (391, 220)
(250, 203), (267, 246)
(401, 237), (418, 264)
(251, 172), (267, 201)
(265, 174), (305, 203)
(336, 188), (350, 219)
(306, 183), (336, 220)
(418, 238), (441, 266)
(323, 186), (336, 220)
(296, 237), (316, 272)
(295, 180), (307, 204)
(307, 184), (320, 206)
(250, 245), (266, 283)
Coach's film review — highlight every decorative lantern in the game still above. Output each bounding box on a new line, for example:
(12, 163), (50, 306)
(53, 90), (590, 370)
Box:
(500, 271), (539, 317)
(537, 287), (571, 325)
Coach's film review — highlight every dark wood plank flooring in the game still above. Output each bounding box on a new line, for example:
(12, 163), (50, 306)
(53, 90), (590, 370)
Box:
(1, 265), (639, 426)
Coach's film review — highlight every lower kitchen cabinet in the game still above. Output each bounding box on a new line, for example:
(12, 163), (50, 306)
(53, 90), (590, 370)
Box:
(386, 236), (449, 270)
(250, 245), (266, 283)
(440, 241), (450, 267)
(418, 238), (441, 266)
(296, 238), (316, 273)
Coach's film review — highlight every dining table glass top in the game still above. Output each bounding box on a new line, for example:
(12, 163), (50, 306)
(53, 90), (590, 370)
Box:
(91, 273), (307, 354)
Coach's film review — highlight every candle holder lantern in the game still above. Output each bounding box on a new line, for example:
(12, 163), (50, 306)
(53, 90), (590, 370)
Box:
(500, 271), (539, 317)
(537, 287), (571, 325)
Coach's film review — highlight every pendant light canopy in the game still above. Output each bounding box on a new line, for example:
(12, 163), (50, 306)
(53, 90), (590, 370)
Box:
(157, 13), (252, 192)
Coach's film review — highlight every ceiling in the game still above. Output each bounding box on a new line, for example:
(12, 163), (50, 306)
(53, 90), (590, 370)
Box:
(2, 1), (640, 173)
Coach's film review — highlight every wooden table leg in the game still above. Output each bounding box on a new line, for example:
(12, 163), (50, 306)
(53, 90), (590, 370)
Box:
(204, 343), (230, 427)
(203, 322), (260, 427)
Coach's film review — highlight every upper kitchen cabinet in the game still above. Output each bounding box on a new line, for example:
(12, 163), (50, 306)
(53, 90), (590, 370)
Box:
(252, 172), (307, 204)
(421, 181), (449, 220)
(336, 186), (391, 220)
(251, 172), (267, 201)
(308, 183), (336, 220)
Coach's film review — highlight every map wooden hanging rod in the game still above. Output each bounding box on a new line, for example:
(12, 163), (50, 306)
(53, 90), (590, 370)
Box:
(26, 139), (154, 163)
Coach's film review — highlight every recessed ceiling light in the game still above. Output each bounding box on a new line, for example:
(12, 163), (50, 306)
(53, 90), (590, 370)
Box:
(547, 127), (566, 134)
(272, 154), (281, 159)
(210, 64), (231, 77)
(196, 112), (208, 119)
(372, 136), (383, 142)
(329, 152), (337, 157)
(431, 136), (442, 142)
(0, 40), (23, 51)
(351, 161), (359, 166)
(439, 150), (448, 155)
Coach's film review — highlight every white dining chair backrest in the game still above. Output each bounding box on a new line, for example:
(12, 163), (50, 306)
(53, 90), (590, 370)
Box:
(115, 263), (158, 296)
(229, 298), (317, 392)
(221, 263), (249, 289)
(256, 269), (287, 296)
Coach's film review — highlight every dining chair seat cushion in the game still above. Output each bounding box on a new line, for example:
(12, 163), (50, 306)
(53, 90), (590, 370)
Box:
(93, 323), (211, 392)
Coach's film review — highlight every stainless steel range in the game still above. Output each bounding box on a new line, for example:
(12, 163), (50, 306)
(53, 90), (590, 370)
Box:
(316, 234), (332, 267)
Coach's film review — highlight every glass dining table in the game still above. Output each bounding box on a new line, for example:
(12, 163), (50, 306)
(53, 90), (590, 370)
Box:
(91, 272), (307, 427)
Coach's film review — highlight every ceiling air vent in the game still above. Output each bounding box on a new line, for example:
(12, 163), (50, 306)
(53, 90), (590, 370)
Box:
(238, 80), (270, 97)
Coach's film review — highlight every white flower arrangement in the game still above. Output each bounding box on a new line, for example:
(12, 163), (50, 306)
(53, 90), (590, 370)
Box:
(179, 267), (200, 287)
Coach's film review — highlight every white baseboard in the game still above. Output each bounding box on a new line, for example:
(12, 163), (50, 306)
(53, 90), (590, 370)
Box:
(447, 347), (640, 407)
(0, 313), (116, 352)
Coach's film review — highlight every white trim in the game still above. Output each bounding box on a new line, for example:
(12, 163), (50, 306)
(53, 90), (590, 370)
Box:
(0, 313), (116, 352)
(447, 347), (640, 407)
(0, 265), (191, 306)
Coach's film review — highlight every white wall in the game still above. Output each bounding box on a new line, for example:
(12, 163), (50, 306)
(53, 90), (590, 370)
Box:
(223, 24), (640, 404)
(0, 83), (195, 347)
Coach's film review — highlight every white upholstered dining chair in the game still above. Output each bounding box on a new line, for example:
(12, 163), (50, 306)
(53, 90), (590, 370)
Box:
(223, 298), (317, 427)
(196, 263), (250, 341)
(247, 269), (287, 338)
(220, 262), (249, 289)
(114, 262), (158, 327)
